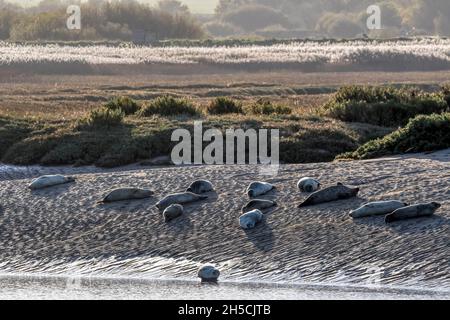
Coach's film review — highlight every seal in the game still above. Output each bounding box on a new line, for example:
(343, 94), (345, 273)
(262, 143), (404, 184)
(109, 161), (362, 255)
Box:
(163, 204), (184, 222)
(350, 200), (408, 218)
(385, 202), (441, 223)
(100, 188), (154, 203)
(242, 199), (277, 213)
(197, 265), (220, 283)
(29, 175), (75, 190)
(156, 192), (208, 210)
(297, 177), (321, 193)
(239, 209), (264, 229)
(298, 183), (359, 207)
(246, 181), (275, 198)
(186, 180), (214, 194)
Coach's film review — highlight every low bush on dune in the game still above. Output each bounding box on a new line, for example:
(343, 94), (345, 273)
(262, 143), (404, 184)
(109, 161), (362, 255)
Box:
(138, 96), (199, 117)
(245, 99), (292, 116)
(81, 107), (124, 128)
(337, 113), (450, 160)
(104, 96), (139, 115)
(206, 97), (243, 115)
(321, 86), (448, 127)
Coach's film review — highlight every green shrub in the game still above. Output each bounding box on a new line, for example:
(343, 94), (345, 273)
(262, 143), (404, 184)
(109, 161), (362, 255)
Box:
(338, 113), (450, 160)
(206, 97), (243, 115)
(245, 100), (292, 115)
(322, 86), (448, 127)
(138, 96), (199, 117)
(105, 96), (139, 115)
(83, 107), (124, 127)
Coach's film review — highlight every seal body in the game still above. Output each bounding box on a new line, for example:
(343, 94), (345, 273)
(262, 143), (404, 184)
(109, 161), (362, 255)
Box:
(298, 183), (359, 207)
(198, 265), (220, 282)
(350, 200), (408, 218)
(246, 182), (275, 198)
(29, 175), (75, 190)
(163, 204), (184, 222)
(385, 202), (441, 223)
(242, 199), (277, 213)
(101, 188), (153, 203)
(297, 177), (321, 193)
(156, 192), (207, 210)
(239, 209), (264, 229)
(186, 180), (214, 194)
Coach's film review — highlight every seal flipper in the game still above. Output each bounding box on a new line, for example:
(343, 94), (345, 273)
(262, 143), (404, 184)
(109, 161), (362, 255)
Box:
(385, 213), (396, 223)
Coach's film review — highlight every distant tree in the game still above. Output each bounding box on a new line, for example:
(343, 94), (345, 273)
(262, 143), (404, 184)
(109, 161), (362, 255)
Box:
(157, 0), (190, 16)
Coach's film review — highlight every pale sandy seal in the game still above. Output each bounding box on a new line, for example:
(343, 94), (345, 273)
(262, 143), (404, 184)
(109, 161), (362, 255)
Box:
(298, 183), (359, 207)
(297, 177), (321, 193)
(385, 202), (441, 223)
(239, 209), (264, 229)
(163, 204), (184, 222)
(198, 265), (220, 283)
(350, 200), (408, 218)
(100, 188), (154, 203)
(156, 192), (207, 210)
(186, 180), (214, 194)
(246, 182), (275, 198)
(29, 175), (75, 190)
(242, 199), (277, 213)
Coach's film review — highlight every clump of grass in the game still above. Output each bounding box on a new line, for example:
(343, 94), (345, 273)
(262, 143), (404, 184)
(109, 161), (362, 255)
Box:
(138, 96), (199, 117)
(82, 107), (124, 128)
(337, 113), (450, 160)
(245, 99), (292, 115)
(104, 96), (140, 115)
(321, 86), (448, 127)
(206, 97), (243, 115)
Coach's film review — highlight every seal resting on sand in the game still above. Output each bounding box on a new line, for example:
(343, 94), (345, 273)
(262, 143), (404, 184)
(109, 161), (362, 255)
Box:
(297, 177), (321, 193)
(385, 202), (441, 223)
(298, 183), (359, 207)
(242, 199), (277, 213)
(29, 175), (75, 190)
(246, 182), (275, 198)
(163, 204), (184, 222)
(350, 200), (408, 218)
(156, 192), (207, 210)
(186, 180), (214, 194)
(239, 209), (264, 229)
(198, 265), (220, 283)
(100, 188), (154, 203)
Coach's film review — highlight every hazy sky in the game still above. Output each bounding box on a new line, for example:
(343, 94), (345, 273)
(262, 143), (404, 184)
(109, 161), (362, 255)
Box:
(7, 0), (218, 13)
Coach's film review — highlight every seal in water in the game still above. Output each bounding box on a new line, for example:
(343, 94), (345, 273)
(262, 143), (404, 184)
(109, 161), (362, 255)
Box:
(297, 177), (321, 193)
(350, 200), (408, 218)
(298, 183), (359, 207)
(239, 209), (264, 229)
(198, 265), (220, 283)
(163, 204), (184, 222)
(385, 202), (441, 223)
(242, 199), (277, 213)
(29, 175), (75, 190)
(186, 180), (214, 194)
(156, 192), (208, 210)
(246, 182), (275, 198)
(100, 188), (154, 203)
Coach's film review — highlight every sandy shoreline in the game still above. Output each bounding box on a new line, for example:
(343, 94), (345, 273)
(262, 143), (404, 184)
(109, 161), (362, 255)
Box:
(0, 150), (449, 293)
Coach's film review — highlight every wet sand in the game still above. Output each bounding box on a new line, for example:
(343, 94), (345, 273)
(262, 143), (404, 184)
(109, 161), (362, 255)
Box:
(0, 150), (449, 294)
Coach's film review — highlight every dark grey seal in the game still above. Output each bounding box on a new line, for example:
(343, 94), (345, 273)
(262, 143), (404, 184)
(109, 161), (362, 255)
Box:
(186, 180), (214, 194)
(298, 183), (359, 207)
(242, 199), (277, 213)
(385, 202), (441, 223)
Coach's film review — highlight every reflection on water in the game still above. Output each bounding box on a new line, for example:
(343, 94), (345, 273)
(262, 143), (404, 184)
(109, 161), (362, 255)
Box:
(0, 275), (448, 300)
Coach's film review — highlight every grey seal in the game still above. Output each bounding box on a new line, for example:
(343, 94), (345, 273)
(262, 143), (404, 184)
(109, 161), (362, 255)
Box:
(246, 181), (275, 198)
(242, 199), (277, 213)
(297, 177), (321, 193)
(350, 200), (408, 218)
(156, 192), (207, 210)
(163, 204), (184, 222)
(186, 180), (214, 194)
(385, 202), (441, 223)
(29, 175), (75, 190)
(100, 188), (154, 203)
(298, 183), (359, 207)
(239, 209), (264, 229)
(198, 265), (220, 283)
